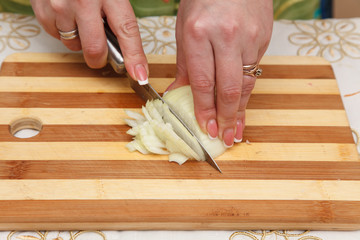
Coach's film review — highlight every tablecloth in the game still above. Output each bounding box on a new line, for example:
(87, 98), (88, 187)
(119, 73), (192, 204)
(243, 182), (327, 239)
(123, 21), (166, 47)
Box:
(0, 12), (360, 240)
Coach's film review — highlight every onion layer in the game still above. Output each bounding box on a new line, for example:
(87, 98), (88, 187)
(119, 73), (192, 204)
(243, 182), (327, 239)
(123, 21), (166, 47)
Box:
(125, 85), (226, 165)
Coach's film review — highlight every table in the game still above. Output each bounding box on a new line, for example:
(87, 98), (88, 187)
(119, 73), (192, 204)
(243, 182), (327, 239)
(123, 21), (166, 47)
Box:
(0, 12), (359, 240)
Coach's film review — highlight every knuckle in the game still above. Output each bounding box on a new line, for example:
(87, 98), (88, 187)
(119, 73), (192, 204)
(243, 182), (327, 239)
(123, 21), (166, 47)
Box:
(50, 0), (67, 14)
(219, 86), (241, 104)
(185, 18), (208, 40)
(191, 77), (214, 92)
(219, 117), (236, 127)
(118, 18), (140, 38)
(220, 21), (239, 39)
(195, 105), (215, 119)
(246, 24), (261, 41)
(242, 77), (257, 96)
(82, 42), (106, 59)
(125, 49), (145, 60)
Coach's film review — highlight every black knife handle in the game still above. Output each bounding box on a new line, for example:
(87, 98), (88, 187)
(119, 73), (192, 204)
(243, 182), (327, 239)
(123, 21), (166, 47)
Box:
(103, 18), (126, 74)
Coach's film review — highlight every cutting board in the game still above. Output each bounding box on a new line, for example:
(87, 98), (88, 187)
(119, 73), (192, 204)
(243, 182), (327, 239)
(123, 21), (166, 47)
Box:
(0, 53), (359, 231)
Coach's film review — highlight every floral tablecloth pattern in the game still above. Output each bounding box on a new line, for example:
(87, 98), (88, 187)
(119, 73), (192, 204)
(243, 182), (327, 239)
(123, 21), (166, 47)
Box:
(2, 230), (360, 240)
(1, 12), (360, 240)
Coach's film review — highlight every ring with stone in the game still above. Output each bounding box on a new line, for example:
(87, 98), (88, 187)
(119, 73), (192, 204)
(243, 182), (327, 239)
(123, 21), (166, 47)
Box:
(243, 63), (262, 77)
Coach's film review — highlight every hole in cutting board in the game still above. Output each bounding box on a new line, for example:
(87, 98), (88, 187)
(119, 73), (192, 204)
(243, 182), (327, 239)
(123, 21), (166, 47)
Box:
(9, 118), (43, 139)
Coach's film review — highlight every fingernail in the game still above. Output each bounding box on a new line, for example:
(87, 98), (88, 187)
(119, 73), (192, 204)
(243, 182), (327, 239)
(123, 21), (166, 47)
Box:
(135, 64), (148, 85)
(234, 120), (243, 143)
(223, 128), (235, 148)
(208, 133), (217, 140)
(207, 119), (218, 139)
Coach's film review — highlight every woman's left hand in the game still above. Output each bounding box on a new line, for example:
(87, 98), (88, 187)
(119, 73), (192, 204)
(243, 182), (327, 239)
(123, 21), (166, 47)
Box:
(167, 0), (273, 147)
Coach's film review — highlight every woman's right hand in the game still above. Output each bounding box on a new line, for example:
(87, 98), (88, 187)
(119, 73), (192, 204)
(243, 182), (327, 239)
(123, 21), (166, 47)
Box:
(30, 0), (149, 84)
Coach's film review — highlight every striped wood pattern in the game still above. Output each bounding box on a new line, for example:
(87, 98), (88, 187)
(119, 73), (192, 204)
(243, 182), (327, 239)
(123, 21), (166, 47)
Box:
(0, 53), (359, 230)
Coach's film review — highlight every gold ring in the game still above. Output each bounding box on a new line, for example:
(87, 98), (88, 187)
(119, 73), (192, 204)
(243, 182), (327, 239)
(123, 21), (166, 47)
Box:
(58, 28), (79, 40)
(243, 63), (262, 77)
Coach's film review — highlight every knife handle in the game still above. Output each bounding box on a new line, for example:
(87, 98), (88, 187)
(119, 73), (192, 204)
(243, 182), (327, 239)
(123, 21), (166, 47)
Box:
(103, 18), (126, 74)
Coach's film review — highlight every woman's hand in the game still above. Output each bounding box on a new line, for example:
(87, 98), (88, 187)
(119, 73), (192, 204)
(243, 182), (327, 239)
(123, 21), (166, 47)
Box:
(168, 0), (273, 147)
(30, 0), (149, 84)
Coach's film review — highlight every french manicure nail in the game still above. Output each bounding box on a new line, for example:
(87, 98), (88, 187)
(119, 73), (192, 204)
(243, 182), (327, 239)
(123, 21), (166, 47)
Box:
(207, 119), (218, 140)
(135, 64), (148, 85)
(208, 133), (218, 140)
(234, 120), (243, 143)
(223, 141), (234, 148)
(234, 138), (243, 143)
(223, 128), (234, 148)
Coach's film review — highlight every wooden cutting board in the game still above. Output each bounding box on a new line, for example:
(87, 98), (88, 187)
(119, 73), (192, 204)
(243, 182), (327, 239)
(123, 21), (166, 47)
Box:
(0, 53), (359, 231)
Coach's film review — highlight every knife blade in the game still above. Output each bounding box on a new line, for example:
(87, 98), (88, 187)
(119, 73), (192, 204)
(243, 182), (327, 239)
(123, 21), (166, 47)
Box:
(129, 80), (222, 173)
(103, 18), (222, 173)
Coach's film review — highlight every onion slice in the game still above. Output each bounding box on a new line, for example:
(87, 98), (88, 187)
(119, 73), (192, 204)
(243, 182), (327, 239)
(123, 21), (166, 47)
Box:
(124, 85), (226, 165)
(163, 85), (226, 159)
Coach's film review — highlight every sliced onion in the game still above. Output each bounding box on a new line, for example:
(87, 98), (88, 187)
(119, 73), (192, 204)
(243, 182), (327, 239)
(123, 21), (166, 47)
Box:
(169, 153), (188, 165)
(163, 85), (226, 158)
(124, 85), (226, 165)
(126, 139), (150, 155)
(124, 110), (145, 123)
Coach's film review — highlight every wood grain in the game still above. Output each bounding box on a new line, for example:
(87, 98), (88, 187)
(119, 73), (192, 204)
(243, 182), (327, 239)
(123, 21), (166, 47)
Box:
(0, 76), (131, 92)
(247, 94), (344, 109)
(0, 92), (144, 108)
(1, 160), (360, 180)
(0, 142), (357, 161)
(0, 125), (354, 143)
(0, 92), (344, 109)
(0, 77), (340, 94)
(0, 53), (358, 230)
(0, 108), (350, 126)
(2, 222), (360, 231)
(4, 53), (326, 65)
(0, 179), (360, 200)
(0, 63), (334, 79)
(0, 62), (178, 78)
(0, 200), (359, 230)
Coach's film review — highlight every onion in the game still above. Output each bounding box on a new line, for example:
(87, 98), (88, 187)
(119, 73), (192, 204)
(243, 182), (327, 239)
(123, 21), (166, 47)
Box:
(163, 86), (227, 158)
(125, 85), (226, 165)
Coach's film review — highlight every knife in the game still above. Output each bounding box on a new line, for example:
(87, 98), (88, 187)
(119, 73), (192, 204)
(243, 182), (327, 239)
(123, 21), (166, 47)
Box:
(103, 19), (222, 173)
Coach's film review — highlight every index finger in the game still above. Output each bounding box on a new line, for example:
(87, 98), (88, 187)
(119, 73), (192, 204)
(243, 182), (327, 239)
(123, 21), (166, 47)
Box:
(104, 0), (148, 85)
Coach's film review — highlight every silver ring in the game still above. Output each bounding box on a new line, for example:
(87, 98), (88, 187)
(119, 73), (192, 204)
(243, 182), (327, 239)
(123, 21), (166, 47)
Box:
(58, 28), (79, 40)
(243, 63), (262, 77)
